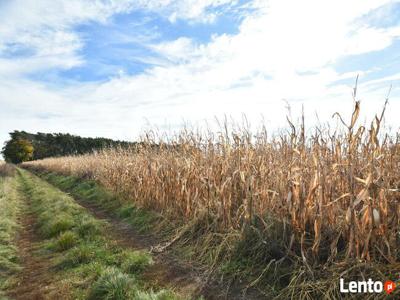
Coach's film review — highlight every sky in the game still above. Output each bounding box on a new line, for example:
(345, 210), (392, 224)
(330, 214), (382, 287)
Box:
(1, 0), (400, 148)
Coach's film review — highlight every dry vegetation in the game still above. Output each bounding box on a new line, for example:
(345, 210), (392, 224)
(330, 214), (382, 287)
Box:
(0, 162), (16, 177)
(23, 101), (400, 297)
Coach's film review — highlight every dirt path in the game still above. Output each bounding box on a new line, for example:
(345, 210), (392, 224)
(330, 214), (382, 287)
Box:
(7, 202), (56, 299)
(5, 174), (73, 300)
(70, 197), (207, 299)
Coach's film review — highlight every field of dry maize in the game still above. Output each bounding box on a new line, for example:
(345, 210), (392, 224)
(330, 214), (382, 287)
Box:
(23, 102), (400, 271)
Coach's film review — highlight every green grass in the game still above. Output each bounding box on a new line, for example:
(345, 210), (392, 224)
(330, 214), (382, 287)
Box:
(54, 230), (79, 251)
(87, 267), (137, 300)
(40, 172), (162, 233)
(119, 250), (153, 275)
(88, 267), (179, 300)
(40, 213), (75, 238)
(0, 170), (21, 297)
(17, 169), (181, 300)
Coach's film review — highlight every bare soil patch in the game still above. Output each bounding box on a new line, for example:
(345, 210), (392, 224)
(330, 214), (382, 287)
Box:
(6, 211), (62, 300)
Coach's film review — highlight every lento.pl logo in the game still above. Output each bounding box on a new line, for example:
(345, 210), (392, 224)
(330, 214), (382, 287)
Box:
(340, 278), (396, 294)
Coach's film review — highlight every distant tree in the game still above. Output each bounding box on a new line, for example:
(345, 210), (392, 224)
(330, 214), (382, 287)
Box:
(2, 138), (34, 163)
(1, 130), (136, 161)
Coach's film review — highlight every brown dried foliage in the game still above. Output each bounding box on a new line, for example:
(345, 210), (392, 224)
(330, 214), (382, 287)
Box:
(23, 102), (400, 265)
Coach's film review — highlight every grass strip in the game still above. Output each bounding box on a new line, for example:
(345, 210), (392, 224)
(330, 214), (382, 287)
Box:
(38, 171), (166, 235)
(0, 166), (20, 299)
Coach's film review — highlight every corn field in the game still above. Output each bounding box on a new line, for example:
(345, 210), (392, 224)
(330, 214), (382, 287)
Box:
(23, 102), (400, 265)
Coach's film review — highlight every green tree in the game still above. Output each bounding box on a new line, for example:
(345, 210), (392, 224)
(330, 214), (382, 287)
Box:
(1, 138), (34, 163)
(2, 130), (135, 161)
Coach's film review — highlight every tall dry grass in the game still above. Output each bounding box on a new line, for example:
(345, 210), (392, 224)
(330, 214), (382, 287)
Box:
(23, 102), (400, 266)
(0, 162), (16, 177)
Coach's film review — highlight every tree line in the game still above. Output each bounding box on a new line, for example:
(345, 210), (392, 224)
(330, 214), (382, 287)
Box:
(1, 131), (135, 163)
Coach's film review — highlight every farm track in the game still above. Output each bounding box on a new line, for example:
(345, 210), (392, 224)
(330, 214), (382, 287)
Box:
(6, 174), (64, 300)
(7, 212), (54, 300)
(66, 195), (206, 299)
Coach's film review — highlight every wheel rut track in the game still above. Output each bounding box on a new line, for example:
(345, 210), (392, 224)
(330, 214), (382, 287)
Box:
(7, 185), (63, 300)
(67, 196), (208, 299)
(63, 195), (264, 300)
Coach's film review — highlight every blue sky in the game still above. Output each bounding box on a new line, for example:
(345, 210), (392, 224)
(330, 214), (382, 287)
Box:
(56, 4), (247, 82)
(1, 0), (400, 149)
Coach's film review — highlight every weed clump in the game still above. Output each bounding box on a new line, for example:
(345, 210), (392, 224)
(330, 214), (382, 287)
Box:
(55, 231), (79, 251)
(62, 244), (99, 267)
(76, 217), (102, 239)
(88, 267), (179, 300)
(87, 267), (137, 300)
(41, 214), (75, 238)
(119, 250), (153, 275)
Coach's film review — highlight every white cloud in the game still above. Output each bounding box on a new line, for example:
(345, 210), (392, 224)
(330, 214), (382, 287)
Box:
(134, 0), (239, 23)
(0, 0), (124, 76)
(147, 0), (400, 108)
(0, 0), (237, 77)
(150, 37), (197, 62)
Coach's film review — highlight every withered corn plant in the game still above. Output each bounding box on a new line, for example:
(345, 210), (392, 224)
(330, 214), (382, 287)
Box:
(23, 102), (400, 273)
